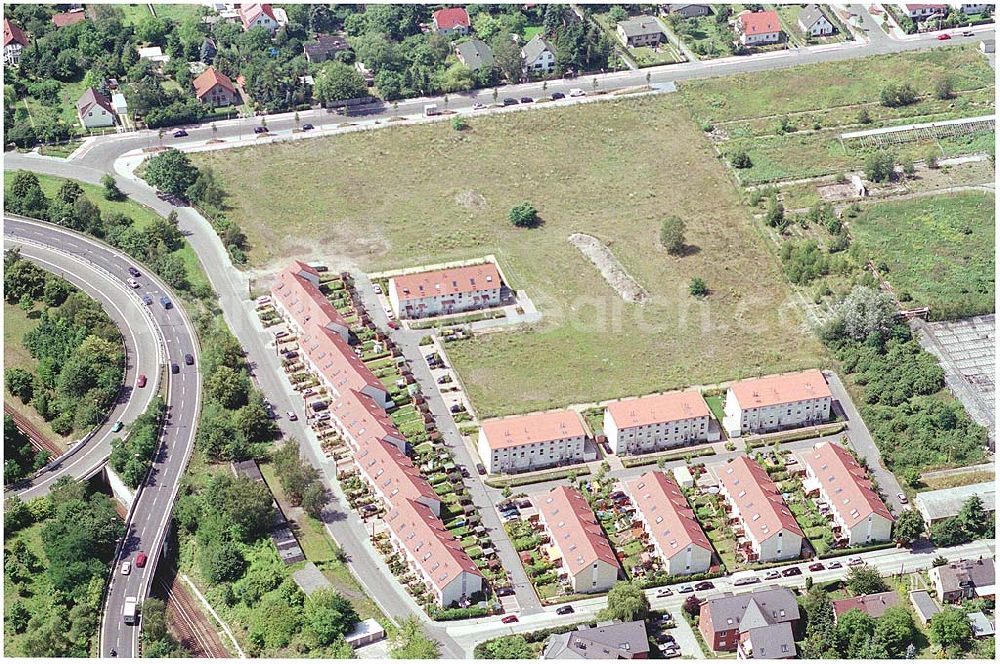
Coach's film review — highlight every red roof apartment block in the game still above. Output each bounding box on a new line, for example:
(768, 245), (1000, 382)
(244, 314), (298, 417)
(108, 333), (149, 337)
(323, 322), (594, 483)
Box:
(607, 390), (710, 430)
(728, 369), (831, 410)
(536, 486), (620, 593)
(625, 472), (713, 575)
(718, 456), (803, 562)
(300, 322), (388, 406)
(388, 262), (502, 319)
(479, 409), (586, 450)
(271, 263), (350, 341)
(356, 437), (441, 515)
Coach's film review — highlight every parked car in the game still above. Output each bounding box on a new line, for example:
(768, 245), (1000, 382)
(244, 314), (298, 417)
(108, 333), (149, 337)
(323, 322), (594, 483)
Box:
(121, 561), (132, 575)
(127, 278), (140, 288)
(388, 320), (400, 330)
(659, 634), (677, 646)
(656, 587), (673, 598)
(477, 463), (487, 475)
(287, 410), (298, 421)
(678, 585), (694, 594)
(765, 570), (781, 580)
(128, 267), (141, 278)
(502, 97), (518, 106)
(937, 32), (951, 40)
(137, 374), (147, 388)
(556, 605), (575, 615)
(827, 561), (843, 570)
(301, 123), (314, 131)
(519, 96), (534, 104)
(962, 30), (974, 37)
(135, 552), (147, 567)
(173, 129), (188, 138)
(450, 404), (465, 413)
(472, 102), (486, 110)
(263, 401), (276, 419)
(184, 353), (194, 365)
(569, 88), (586, 97)
(254, 125), (269, 133)
(551, 92), (566, 100)
(782, 566), (801, 577)
(171, 362), (179, 374)
(160, 295), (172, 309)
(847, 557), (864, 567)
(516, 499), (531, 509)
(112, 420), (124, 432)
(142, 293), (153, 305)
(694, 581), (714, 591)
(496, 587), (514, 597)
(663, 648), (681, 659)
(501, 615), (519, 624)
(459, 466), (471, 478)
(275, 330), (289, 339)
(897, 493), (908, 504)
(808, 562), (825, 572)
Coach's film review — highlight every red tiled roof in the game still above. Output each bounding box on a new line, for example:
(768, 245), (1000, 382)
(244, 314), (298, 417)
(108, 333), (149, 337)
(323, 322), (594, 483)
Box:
(433, 7), (471, 30)
(271, 264), (349, 336)
(356, 436), (439, 510)
(729, 369), (831, 410)
(51, 11), (86, 28)
(626, 472), (712, 560)
(738, 10), (781, 36)
(300, 321), (385, 400)
(479, 409), (586, 451)
(391, 263), (501, 303)
(536, 486), (620, 576)
(384, 498), (482, 592)
(193, 66), (236, 100)
(330, 389), (406, 452)
(240, 3), (277, 30)
(607, 389), (711, 430)
(4, 19), (28, 47)
(832, 591), (901, 619)
(803, 442), (894, 528)
(719, 456), (803, 543)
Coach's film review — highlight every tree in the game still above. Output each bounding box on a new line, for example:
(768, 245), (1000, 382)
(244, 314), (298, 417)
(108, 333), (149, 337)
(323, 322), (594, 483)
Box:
(827, 286), (897, 343)
(479, 634), (533, 659)
(880, 82), (918, 108)
(846, 564), (888, 596)
(682, 594), (701, 618)
(930, 517), (967, 547)
(491, 34), (523, 82)
(6, 367), (35, 402)
(729, 149), (752, 168)
(766, 194), (785, 227)
(509, 202), (538, 228)
(6, 170), (49, 218)
(929, 607), (972, 651)
(857, 107), (872, 124)
(934, 77), (954, 100)
(836, 608), (877, 657)
(203, 474), (275, 543)
(303, 588), (359, 647)
(201, 540), (246, 583)
(597, 581), (650, 623)
(874, 606), (917, 658)
(956, 495), (988, 538)
(143, 148), (198, 197)
(389, 616), (440, 659)
(893, 508), (926, 545)
(141, 598), (169, 644)
(865, 150), (896, 183)
(689, 277), (708, 297)
(314, 61), (367, 105)
(660, 216), (686, 255)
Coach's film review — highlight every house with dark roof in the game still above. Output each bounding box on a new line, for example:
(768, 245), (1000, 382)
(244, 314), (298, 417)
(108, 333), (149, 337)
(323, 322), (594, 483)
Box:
(193, 66), (240, 107)
(661, 4), (712, 18)
(909, 590), (941, 625)
(522, 35), (557, 76)
(931, 558), (995, 604)
(616, 16), (665, 47)
(76, 88), (116, 129)
(456, 38), (494, 70)
(699, 587), (799, 658)
(798, 4), (835, 36)
(304, 33), (351, 63)
(4, 18), (28, 66)
(832, 591), (901, 621)
(542, 620), (650, 659)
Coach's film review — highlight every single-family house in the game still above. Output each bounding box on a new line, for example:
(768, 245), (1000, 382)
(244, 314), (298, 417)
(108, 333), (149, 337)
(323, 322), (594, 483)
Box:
(625, 472), (713, 576)
(930, 558), (996, 604)
(303, 33), (351, 63)
(193, 66), (240, 107)
(904, 4), (949, 20)
(736, 10), (783, 46)
(699, 587), (799, 657)
(76, 88), (116, 130)
(661, 4), (712, 18)
(604, 389), (717, 456)
(914, 481), (995, 525)
(383, 498), (484, 608)
(432, 7), (471, 37)
(4, 18), (28, 67)
(478, 409), (589, 475)
(522, 35), (557, 76)
(51, 10), (86, 29)
(536, 486), (621, 593)
(388, 263), (502, 319)
(543, 620), (650, 659)
(456, 38), (495, 70)
(716, 456), (804, 563)
(798, 5), (835, 36)
(240, 3), (279, 33)
(616, 16), (665, 47)
(959, 4), (991, 16)
(832, 591), (902, 622)
(722, 369), (832, 437)
(800, 442), (894, 546)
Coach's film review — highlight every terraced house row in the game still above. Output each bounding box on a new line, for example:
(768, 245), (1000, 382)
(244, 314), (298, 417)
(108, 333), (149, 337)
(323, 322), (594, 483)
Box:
(271, 261), (483, 608)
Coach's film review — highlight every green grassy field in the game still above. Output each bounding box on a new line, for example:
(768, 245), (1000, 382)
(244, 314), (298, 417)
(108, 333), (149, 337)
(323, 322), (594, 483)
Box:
(3, 173), (210, 293)
(848, 192), (995, 318)
(192, 94), (826, 417)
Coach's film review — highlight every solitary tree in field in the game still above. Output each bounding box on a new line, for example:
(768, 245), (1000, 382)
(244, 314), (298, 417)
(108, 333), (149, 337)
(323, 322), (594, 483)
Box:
(660, 216), (686, 255)
(509, 202), (538, 228)
(934, 77), (954, 100)
(689, 277), (708, 298)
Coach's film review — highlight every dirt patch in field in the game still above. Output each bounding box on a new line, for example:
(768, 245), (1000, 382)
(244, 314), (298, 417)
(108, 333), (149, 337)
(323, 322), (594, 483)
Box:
(455, 190), (487, 210)
(567, 233), (649, 304)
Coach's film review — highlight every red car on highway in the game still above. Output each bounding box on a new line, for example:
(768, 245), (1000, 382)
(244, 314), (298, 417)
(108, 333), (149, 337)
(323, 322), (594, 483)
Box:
(937, 33), (951, 40)
(137, 374), (147, 388)
(501, 615), (519, 624)
(136, 552), (147, 568)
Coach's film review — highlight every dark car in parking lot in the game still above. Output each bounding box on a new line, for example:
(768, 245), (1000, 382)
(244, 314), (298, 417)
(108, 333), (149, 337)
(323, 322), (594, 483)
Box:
(496, 587), (515, 597)
(502, 97), (518, 106)
(782, 566), (802, 577)
(808, 562), (825, 572)
(254, 126), (269, 134)
(694, 581), (714, 591)
(476, 463), (487, 475)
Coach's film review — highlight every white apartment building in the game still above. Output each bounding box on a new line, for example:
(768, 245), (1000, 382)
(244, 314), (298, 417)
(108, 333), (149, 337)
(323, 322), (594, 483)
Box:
(604, 389), (718, 456)
(388, 263), (502, 320)
(722, 369), (832, 437)
(478, 409), (589, 475)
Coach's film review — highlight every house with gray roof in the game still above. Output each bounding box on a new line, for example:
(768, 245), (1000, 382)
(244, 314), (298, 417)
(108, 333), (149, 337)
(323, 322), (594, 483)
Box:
(931, 558), (996, 604)
(798, 5), (834, 37)
(76, 88), (116, 130)
(616, 16), (665, 47)
(542, 620), (649, 659)
(915, 481), (995, 524)
(455, 38), (494, 71)
(909, 590), (941, 625)
(304, 33), (351, 63)
(698, 586), (799, 658)
(967, 611), (995, 638)
(661, 4), (712, 18)
(521, 35), (556, 76)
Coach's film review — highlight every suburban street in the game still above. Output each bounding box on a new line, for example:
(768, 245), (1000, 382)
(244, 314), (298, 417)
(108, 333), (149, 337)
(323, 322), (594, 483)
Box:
(4, 219), (161, 500)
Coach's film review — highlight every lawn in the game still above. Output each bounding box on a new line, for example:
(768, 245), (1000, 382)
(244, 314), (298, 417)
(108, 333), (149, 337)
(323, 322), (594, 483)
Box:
(3, 172), (210, 294)
(704, 394), (726, 424)
(848, 192), (995, 319)
(666, 11), (734, 60)
(4, 302), (77, 447)
(193, 94), (827, 418)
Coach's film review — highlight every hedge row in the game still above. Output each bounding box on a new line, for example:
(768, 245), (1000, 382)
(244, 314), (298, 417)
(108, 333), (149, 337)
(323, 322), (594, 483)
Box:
(485, 467), (592, 489)
(818, 540), (896, 560)
(744, 422), (846, 449)
(620, 447), (717, 469)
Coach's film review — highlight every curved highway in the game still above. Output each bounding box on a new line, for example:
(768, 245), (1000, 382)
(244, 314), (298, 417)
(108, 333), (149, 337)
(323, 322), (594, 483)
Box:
(3, 216), (202, 658)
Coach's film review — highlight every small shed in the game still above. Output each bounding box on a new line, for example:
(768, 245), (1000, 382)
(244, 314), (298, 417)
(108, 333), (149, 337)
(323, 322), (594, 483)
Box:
(967, 611), (995, 639)
(673, 465), (694, 488)
(850, 174), (867, 197)
(111, 92), (128, 117)
(344, 618), (386, 648)
(980, 39), (995, 54)
(909, 590), (940, 626)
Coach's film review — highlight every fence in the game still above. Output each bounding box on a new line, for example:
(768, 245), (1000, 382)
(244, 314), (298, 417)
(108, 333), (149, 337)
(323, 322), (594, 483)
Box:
(840, 115), (995, 149)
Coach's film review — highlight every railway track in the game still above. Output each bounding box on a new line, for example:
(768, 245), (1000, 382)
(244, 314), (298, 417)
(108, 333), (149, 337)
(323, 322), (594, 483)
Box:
(154, 567), (230, 658)
(4, 403), (63, 457)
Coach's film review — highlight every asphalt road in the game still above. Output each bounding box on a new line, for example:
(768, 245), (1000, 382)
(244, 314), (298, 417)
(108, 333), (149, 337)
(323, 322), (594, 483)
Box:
(4, 218), (161, 500)
(2, 217), (204, 658)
